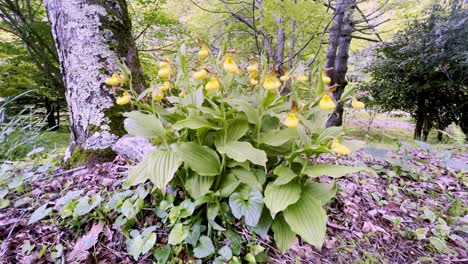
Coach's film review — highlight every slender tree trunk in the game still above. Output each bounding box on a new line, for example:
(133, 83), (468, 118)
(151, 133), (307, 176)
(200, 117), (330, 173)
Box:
(44, 0), (144, 162)
(414, 98), (425, 139)
(44, 96), (58, 130)
(326, 0), (356, 127)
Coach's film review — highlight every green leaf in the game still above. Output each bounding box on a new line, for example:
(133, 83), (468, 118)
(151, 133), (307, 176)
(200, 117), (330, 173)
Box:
(414, 228), (429, 240)
(216, 118), (249, 146)
(168, 224), (188, 245)
(422, 208), (436, 223)
(249, 208), (272, 240)
(302, 164), (374, 178)
(273, 165), (298, 185)
(225, 230), (242, 255)
(173, 116), (218, 130)
(185, 174), (214, 199)
(141, 233), (157, 255)
(219, 173), (240, 197)
(218, 245), (233, 261)
(193, 236), (215, 258)
(229, 189), (264, 226)
(315, 126), (343, 144)
(124, 111), (164, 139)
(218, 141), (267, 167)
(227, 99), (261, 126)
(28, 204), (52, 224)
(264, 182), (301, 218)
(176, 142), (220, 176)
(154, 245), (171, 264)
(73, 195), (101, 217)
(260, 128), (299, 147)
(304, 182), (337, 204)
(230, 168), (263, 191)
(284, 189), (327, 249)
(429, 237), (450, 253)
(121, 198), (144, 219)
(272, 215), (296, 253)
(148, 150), (181, 193)
(127, 235), (144, 260)
(0, 198), (10, 209)
(125, 156), (150, 187)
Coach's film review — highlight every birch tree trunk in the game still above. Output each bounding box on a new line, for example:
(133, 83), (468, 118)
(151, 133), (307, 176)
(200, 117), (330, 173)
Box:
(44, 0), (144, 162)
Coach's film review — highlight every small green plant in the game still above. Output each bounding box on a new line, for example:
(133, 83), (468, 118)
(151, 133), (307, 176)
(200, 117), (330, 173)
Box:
(109, 45), (372, 261)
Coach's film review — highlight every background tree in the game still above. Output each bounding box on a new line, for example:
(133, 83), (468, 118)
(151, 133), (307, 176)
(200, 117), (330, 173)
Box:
(44, 0), (145, 161)
(363, 3), (468, 140)
(0, 0), (63, 129)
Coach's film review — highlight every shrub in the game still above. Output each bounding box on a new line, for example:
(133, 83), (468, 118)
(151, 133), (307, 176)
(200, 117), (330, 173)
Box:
(109, 46), (371, 260)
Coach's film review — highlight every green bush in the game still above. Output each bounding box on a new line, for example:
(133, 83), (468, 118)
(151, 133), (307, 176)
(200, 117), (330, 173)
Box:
(111, 46), (371, 261)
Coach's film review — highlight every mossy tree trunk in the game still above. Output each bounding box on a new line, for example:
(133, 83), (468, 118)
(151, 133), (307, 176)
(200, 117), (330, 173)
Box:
(44, 0), (144, 163)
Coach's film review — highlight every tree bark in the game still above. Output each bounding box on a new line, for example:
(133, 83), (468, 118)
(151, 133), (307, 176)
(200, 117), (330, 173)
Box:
(327, 0), (355, 127)
(44, 0), (144, 161)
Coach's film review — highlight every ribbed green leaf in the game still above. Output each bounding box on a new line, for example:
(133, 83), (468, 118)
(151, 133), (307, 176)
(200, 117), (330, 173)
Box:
(175, 142), (220, 176)
(229, 189), (263, 226)
(264, 181), (301, 217)
(230, 168), (262, 191)
(217, 141), (267, 167)
(173, 116), (218, 130)
(284, 187), (327, 249)
(124, 111), (164, 138)
(272, 215), (296, 253)
(249, 208), (272, 239)
(148, 150), (181, 193)
(215, 118), (249, 146)
(260, 128), (299, 147)
(126, 155), (150, 187)
(227, 99), (261, 126)
(219, 173), (240, 197)
(315, 126), (343, 144)
(185, 174), (214, 199)
(273, 165), (298, 186)
(302, 164), (375, 178)
(304, 182), (337, 204)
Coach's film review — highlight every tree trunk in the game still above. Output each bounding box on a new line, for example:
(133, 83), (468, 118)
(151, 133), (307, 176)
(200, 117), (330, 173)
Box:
(326, 0), (356, 127)
(44, 0), (144, 162)
(44, 96), (58, 131)
(414, 98), (424, 139)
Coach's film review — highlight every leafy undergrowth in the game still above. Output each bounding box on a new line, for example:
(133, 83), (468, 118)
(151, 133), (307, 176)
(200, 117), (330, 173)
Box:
(0, 147), (466, 263)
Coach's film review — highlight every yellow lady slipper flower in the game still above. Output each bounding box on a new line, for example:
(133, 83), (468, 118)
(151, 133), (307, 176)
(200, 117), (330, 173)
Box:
(263, 76), (281, 91)
(105, 73), (123, 86)
(193, 69), (208, 80)
(332, 140), (350, 155)
(247, 63), (258, 75)
(198, 47), (209, 58)
(116, 92), (131, 105)
(319, 94), (336, 110)
(250, 79), (259, 85)
(280, 75), (290, 82)
(351, 98), (365, 109)
(283, 113), (299, 128)
(158, 67), (172, 79)
(159, 61), (170, 68)
(322, 74), (331, 86)
(160, 82), (171, 92)
(205, 77), (220, 92)
(153, 89), (164, 101)
(297, 74), (308, 82)
(223, 56), (239, 74)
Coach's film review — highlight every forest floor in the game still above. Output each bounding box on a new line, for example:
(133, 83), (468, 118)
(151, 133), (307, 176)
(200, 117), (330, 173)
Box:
(0, 115), (467, 263)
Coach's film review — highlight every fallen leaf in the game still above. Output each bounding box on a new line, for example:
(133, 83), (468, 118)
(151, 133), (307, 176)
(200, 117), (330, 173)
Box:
(67, 222), (104, 262)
